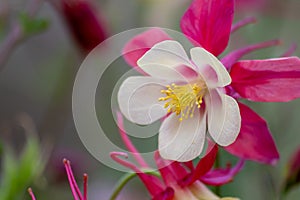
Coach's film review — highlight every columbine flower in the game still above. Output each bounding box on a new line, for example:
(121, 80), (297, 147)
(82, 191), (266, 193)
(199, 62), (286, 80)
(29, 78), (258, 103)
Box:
(118, 40), (241, 162)
(28, 159), (88, 200)
(121, 0), (300, 164)
(110, 113), (243, 200)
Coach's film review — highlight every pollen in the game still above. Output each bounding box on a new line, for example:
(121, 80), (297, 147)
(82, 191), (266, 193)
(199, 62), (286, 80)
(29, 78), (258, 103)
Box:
(159, 82), (207, 121)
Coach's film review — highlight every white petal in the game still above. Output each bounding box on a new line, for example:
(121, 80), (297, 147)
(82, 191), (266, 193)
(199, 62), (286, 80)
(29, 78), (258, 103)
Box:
(158, 110), (206, 162)
(190, 47), (231, 88)
(205, 89), (241, 146)
(137, 41), (197, 81)
(118, 76), (168, 125)
(137, 63), (193, 82)
(138, 40), (191, 67)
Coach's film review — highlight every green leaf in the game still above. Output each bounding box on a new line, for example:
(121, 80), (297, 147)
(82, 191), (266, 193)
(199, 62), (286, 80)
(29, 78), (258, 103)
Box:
(0, 149), (19, 199)
(19, 13), (49, 36)
(0, 135), (44, 200)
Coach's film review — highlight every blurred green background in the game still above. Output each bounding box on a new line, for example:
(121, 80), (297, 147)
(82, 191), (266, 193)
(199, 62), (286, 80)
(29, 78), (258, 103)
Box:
(0, 0), (300, 199)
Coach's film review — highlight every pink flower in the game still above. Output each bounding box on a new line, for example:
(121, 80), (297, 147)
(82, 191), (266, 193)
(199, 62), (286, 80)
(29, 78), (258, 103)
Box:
(111, 113), (244, 200)
(121, 0), (300, 165)
(28, 159), (88, 200)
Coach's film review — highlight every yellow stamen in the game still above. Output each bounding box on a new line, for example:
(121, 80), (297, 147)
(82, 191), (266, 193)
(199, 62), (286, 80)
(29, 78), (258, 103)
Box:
(159, 81), (207, 121)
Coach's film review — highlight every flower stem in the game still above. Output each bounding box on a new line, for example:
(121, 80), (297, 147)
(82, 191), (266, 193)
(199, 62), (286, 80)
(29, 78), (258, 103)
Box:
(109, 170), (160, 200)
(215, 151), (221, 196)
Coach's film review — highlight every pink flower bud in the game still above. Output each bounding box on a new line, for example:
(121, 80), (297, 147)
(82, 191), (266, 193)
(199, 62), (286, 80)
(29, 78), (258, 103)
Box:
(60, 0), (107, 53)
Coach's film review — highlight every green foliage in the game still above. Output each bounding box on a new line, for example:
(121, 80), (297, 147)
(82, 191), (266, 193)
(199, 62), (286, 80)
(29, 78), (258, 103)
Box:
(19, 13), (49, 36)
(0, 136), (44, 200)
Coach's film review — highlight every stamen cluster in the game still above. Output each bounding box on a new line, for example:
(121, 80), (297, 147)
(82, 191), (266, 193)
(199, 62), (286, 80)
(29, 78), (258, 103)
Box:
(159, 83), (206, 121)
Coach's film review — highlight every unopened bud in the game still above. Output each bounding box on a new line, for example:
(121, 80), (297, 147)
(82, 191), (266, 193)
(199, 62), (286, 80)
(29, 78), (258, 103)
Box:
(59, 0), (107, 53)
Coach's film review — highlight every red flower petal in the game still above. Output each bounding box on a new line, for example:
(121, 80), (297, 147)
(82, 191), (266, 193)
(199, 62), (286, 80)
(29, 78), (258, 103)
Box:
(187, 145), (218, 185)
(154, 152), (189, 186)
(154, 152), (178, 185)
(200, 159), (244, 186)
(171, 162), (190, 181)
(230, 57), (300, 102)
(122, 28), (171, 73)
(183, 161), (194, 172)
(180, 0), (234, 56)
(152, 187), (175, 200)
(221, 40), (280, 70)
(225, 103), (279, 164)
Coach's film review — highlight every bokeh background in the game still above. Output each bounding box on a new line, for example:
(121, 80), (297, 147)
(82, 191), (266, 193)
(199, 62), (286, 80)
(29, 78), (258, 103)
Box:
(0, 0), (300, 199)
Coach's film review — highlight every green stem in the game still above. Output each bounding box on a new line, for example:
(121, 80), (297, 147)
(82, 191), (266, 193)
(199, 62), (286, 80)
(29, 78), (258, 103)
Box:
(109, 172), (136, 200)
(215, 150), (220, 168)
(109, 170), (160, 200)
(215, 151), (221, 196)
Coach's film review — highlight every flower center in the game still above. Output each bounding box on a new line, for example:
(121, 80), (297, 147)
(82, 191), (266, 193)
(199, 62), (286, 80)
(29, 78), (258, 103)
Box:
(159, 81), (207, 121)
